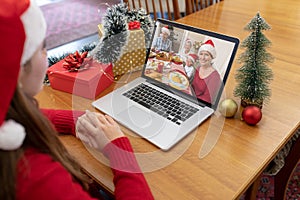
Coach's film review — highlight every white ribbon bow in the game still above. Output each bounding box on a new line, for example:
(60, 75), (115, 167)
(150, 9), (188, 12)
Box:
(0, 120), (26, 151)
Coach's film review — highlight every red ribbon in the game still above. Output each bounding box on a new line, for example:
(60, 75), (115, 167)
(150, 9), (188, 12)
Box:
(63, 51), (89, 72)
(128, 21), (140, 30)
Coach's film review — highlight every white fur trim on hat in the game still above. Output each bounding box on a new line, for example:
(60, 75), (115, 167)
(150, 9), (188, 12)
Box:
(198, 40), (216, 59)
(187, 54), (198, 63)
(185, 39), (192, 46)
(20, 0), (46, 65)
(0, 120), (26, 151)
(161, 26), (170, 36)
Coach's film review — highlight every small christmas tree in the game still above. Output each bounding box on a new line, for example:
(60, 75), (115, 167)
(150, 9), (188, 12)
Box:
(234, 13), (274, 108)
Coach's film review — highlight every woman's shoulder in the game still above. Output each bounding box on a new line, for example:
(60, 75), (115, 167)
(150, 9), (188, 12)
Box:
(210, 69), (221, 78)
(207, 70), (222, 83)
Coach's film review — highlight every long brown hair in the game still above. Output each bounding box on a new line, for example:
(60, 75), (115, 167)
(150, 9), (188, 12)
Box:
(0, 87), (90, 200)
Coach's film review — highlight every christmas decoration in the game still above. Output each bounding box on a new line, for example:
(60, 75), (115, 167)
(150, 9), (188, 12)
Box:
(47, 60), (113, 99)
(62, 51), (88, 72)
(234, 13), (274, 108)
(47, 42), (96, 67)
(44, 42), (97, 84)
(111, 27), (146, 76)
(93, 4), (128, 64)
(126, 5), (154, 48)
(128, 21), (140, 30)
(242, 105), (262, 125)
(218, 98), (238, 118)
(93, 3), (154, 64)
(192, 41), (202, 52)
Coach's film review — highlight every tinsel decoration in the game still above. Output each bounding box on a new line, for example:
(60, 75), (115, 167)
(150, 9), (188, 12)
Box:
(234, 12), (274, 106)
(79, 42), (97, 54)
(48, 52), (70, 67)
(92, 4), (128, 64)
(92, 3), (154, 64)
(47, 42), (97, 67)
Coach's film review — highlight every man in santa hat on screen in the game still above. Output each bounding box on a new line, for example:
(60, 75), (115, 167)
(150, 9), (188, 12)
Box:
(151, 26), (172, 52)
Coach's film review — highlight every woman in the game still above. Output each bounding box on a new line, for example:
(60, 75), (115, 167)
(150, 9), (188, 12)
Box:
(0, 1), (154, 200)
(191, 40), (222, 104)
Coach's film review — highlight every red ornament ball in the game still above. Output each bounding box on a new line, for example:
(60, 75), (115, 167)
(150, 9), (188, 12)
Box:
(242, 106), (262, 125)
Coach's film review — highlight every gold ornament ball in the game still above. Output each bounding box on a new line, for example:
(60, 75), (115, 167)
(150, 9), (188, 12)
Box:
(219, 98), (238, 118)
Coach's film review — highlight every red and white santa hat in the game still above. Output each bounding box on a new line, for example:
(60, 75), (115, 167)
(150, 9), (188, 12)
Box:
(198, 39), (216, 59)
(185, 39), (192, 46)
(161, 26), (170, 36)
(0, 0), (46, 151)
(187, 53), (199, 63)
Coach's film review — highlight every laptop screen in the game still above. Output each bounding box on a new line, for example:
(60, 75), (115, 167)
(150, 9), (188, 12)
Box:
(142, 19), (239, 109)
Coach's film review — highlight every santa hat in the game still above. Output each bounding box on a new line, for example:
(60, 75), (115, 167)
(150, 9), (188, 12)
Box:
(187, 54), (198, 63)
(161, 26), (170, 36)
(0, 0), (46, 151)
(185, 39), (192, 46)
(198, 39), (216, 59)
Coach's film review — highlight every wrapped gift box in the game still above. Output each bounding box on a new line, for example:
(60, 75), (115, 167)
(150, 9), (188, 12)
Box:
(47, 59), (113, 99)
(113, 28), (146, 76)
(98, 25), (146, 77)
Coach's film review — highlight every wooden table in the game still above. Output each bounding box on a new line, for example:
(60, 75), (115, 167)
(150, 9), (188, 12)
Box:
(36, 0), (300, 199)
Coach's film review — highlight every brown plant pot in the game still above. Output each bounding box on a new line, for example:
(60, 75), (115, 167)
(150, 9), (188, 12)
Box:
(240, 98), (263, 109)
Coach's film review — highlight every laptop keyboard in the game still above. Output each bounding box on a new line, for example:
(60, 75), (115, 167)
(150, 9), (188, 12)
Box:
(122, 83), (199, 125)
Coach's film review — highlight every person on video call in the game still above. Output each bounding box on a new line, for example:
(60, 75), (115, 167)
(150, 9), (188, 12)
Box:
(0, 1), (154, 200)
(184, 53), (198, 81)
(151, 26), (172, 52)
(179, 39), (193, 62)
(191, 40), (222, 104)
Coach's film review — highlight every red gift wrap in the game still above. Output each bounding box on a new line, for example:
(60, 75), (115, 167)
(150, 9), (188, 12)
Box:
(47, 59), (113, 99)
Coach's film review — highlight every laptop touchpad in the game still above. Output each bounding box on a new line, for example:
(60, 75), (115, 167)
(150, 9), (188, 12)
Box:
(117, 106), (165, 138)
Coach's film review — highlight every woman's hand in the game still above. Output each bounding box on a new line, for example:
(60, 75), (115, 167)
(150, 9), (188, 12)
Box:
(76, 110), (124, 151)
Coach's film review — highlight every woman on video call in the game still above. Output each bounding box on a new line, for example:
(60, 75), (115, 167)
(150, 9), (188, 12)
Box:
(191, 40), (222, 104)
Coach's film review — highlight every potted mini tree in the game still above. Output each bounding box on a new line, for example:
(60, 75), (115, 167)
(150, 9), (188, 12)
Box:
(234, 13), (274, 108)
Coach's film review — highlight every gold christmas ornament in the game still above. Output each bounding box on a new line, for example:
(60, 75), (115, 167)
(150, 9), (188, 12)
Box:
(219, 98), (238, 118)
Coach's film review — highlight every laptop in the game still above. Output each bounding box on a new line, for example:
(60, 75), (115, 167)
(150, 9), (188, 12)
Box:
(92, 19), (239, 151)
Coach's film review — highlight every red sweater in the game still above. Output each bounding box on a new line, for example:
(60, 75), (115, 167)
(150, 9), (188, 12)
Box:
(16, 109), (154, 200)
(191, 69), (221, 104)
(41, 109), (84, 136)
